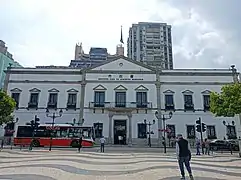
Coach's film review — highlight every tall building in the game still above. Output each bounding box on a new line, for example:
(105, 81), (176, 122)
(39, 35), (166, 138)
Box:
(70, 44), (116, 68)
(127, 22), (173, 69)
(0, 40), (22, 89)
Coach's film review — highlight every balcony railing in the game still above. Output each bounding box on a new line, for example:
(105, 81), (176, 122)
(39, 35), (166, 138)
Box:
(89, 102), (152, 109)
(67, 103), (76, 109)
(28, 102), (38, 108)
(184, 103), (194, 111)
(47, 102), (57, 109)
(165, 104), (175, 110)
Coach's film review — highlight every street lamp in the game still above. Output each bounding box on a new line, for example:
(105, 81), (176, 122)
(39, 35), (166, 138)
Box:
(223, 120), (236, 139)
(46, 108), (63, 151)
(8, 117), (19, 150)
(144, 119), (155, 147)
(155, 111), (173, 153)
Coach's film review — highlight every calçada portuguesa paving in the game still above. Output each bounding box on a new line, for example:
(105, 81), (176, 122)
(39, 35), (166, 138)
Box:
(0, 148), (241, 180)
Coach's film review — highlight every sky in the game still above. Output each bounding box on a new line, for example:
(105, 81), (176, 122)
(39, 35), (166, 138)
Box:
(0, 0), (241, 69)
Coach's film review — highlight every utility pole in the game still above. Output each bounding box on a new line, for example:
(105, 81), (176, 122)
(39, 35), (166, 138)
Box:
(230, 65), (241, 157)
(196, 117), (206, 154)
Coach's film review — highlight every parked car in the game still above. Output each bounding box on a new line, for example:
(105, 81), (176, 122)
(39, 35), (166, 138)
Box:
(210, 139), (239, 151)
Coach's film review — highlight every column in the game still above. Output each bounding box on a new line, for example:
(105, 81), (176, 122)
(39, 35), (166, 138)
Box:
(128, 113), (132, 146)
(155, 69), (162, 147)
(108, 113), (113, 144)
(78, 70), (86, 124)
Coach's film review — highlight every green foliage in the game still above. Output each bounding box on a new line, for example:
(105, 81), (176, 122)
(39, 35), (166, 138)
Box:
(0, 90), (16, 125)
(210, 83), (241, 117)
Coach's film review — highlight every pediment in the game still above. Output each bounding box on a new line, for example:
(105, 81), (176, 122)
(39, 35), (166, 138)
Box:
(182, 90), (193, 94)
(89, 56), (155, 72)
(48, 88), (59, 92)
(135, 85), (149, 91)
(163, 89), (175, 94)
(67, 88), (79, 93)
(201, 90), (212, 94)
(93, 84), (107, 91)
(10, 88), (22, 92)
(29, 88), (41, 92)
(114, 85), (127, 91)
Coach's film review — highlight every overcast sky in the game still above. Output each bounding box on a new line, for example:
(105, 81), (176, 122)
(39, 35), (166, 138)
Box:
(0, 0), (240, 69)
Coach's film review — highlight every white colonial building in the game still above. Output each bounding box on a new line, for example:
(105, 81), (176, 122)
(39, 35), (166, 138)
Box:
(2, 56), (240, 146)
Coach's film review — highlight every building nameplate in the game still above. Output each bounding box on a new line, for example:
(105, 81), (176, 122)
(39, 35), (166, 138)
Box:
(98, 78), (143, 81)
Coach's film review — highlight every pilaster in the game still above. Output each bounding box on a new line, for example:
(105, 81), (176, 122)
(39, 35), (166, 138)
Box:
(79, 70), (86, 124)
(155, 69), (162, 147)
(108, 113), (114, 144)
(127, 113), (132, 146)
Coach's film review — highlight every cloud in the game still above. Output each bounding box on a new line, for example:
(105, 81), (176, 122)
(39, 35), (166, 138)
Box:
(0, 0), (240, 69)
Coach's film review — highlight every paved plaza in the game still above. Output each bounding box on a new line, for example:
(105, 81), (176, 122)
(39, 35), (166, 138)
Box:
(0, 148), (241, 180)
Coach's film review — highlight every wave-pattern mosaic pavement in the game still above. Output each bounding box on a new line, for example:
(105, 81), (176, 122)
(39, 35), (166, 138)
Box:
(0, 149), (241, 180)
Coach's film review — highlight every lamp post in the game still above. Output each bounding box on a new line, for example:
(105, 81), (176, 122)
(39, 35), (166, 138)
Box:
(46, 108), (63, 151)
(223, 120), (236, 139)
(155, 111), (173, 153)
(9, 117), (19, 150)
(144, 119), (155, 147)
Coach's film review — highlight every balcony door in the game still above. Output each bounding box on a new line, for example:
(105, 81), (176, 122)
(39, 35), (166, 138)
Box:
(115, 92), (126, 107)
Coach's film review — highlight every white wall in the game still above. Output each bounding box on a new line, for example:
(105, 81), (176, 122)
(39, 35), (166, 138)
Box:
(84, 82), (156, 108)
(7, 82), (82, 109)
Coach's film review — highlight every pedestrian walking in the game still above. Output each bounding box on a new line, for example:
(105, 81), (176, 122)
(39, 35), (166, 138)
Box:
(78, 135), (83, 153)
(176, 134), (194, 180)
(195, 137), (201, 155)
(99, 136), (106, 153)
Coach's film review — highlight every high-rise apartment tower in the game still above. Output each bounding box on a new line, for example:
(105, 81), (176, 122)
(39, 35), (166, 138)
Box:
(127, 22), (173, 69)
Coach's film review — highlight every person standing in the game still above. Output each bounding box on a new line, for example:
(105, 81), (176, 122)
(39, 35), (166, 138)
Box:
(195, 137), (201, 155)
(78, 135), (83, 153)
(176, 134), (194, 180)
(204, 138), (210, 155)
(100, 136), (106, 153)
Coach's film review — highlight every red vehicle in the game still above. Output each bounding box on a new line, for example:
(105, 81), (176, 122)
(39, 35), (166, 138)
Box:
(14, 124), (95, 147)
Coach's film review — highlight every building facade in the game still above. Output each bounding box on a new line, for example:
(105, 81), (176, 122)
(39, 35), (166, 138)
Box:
(127, 22), (173, 69)
(0, 40), (22, 89)
(3, 57), (240, 146)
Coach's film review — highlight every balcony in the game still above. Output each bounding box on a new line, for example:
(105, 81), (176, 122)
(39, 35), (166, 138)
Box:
(184, 103), (194, 111)
(47, 102), (57, 109)
(165, 104), (175, 110)
(28, 102), (38, 109)
(89, 102), (152, 109)
(204, 104), (210, 111)
(67, 103), (76, 109)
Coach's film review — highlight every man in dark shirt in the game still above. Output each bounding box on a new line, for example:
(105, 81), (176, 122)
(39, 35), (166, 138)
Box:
(176, 134), (194, 180)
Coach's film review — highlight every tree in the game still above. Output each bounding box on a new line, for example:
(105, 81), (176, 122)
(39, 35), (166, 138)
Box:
(210, 83), (241, 117)
(0, 90), (16, 125)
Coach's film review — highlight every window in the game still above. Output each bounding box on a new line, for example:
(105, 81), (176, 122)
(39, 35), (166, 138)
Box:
(186, 125), (195, 139)
(48, 93), (58, 108)
(136, 92), (147, 108)
(207, 125), (217, 139)
(115, 92), (126, 107)
(165, 94), (174, 110)
(28, 93), (39, 108)
(11, 93), (20, 108)
(203, 95), (210, 111)
(67, 93), (77, 109)
(93, 123), (103, 138)
(94, 91), (105, 107)
(184, 95), (194, 110)
(138, 123), (147, 138)
(227, 125), (237, 139)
